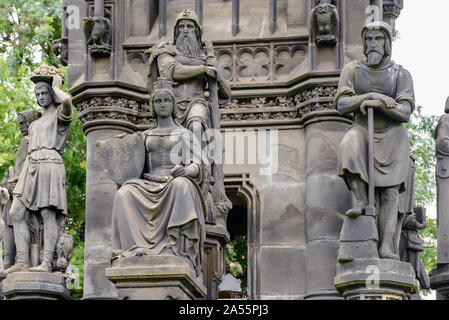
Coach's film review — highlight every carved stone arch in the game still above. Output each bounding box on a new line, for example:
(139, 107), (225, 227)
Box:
(224, 173), (260, 300)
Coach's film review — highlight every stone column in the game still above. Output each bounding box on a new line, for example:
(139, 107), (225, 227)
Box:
(300, 87), (353, 300)
(431, 98), (449, 300)
(383, 0), (403, 30)
(75, 96), (153, 299)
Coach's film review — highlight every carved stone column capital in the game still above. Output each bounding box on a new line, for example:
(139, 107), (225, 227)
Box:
(383, 0), (403, 30)
(75, 96), (154, 134)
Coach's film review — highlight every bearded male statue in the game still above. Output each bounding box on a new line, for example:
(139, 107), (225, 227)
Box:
(334, 21), (415, 260)
(146, 8), (232, 225)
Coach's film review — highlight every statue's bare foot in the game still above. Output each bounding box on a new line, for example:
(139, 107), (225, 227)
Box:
(29, 262), (52, 273)
(345, 202), (365, 218)
(5, 262), (29, 274)
(379, 250), (399, 261)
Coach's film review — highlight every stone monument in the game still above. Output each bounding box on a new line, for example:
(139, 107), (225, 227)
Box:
(2, 65), (74, 300)
(66, 0), (406, 300)
(104, 78), (206, 300)
(334, 21), (418, 300)
(430, 96), (449, 300)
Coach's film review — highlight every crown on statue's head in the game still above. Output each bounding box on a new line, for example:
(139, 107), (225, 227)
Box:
(152, 77), (174, 93)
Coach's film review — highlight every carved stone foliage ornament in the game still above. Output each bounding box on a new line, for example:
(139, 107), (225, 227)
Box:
(311, 0), (339, 46)
(76, 97), (154, 131)
(221, 86), (338, 124)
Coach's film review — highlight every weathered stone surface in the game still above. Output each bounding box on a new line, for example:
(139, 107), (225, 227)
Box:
(259, 246), (306, 299)
(335, 258), (418, 300)
(2, 272), (70, 300)
(106, 255), (206, 300)
(339, 215), (379, 242)
(430, 264), (449, 300)
(305, 240), (342, 300)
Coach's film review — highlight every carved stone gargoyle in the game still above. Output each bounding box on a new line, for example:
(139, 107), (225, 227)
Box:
(83, 16), (112, 57)
(311, 0), (339, 46)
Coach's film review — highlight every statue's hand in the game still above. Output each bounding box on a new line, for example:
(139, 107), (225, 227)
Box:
(206, 54), (218, 69)
(170, 165), (186, 178)
(360, 99), (384, 115)
(416, 221), (427, 230)
(52, 75), (71, 103)
(370, 93), (396, 109)
(204, 66), (218, 80)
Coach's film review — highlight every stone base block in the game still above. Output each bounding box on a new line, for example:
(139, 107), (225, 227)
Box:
(334, 258), (418, 300)
(430, 264), (449, 300)
(2, 272), (70, 300)
(105, 255), (207, 300)
(337, 216), (379, 263)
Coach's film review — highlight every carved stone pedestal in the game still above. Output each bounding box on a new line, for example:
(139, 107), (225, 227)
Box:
(430, 264), (449, 300)
(105, 255), (207, 300)
(204, 224), (230, 300)
(2, 272), (70, 300)
(334, 259), (418, 300)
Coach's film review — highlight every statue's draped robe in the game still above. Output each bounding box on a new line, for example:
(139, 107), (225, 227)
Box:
(335, 59), (415, 192)
(13, 109), (72, 214)
(111, 126), (207, 274)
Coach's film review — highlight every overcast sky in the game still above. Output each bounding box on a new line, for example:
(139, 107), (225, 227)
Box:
(393, 0), (449, 116)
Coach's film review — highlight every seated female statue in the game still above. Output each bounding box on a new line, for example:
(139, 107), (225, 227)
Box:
(111, 79), (207, 275)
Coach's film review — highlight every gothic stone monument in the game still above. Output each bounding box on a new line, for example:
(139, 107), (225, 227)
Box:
(65, 0), (408, 300)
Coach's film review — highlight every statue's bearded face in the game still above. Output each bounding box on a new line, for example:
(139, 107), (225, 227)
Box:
(364, 29), (386, 67)
(176, 19), (202, 57)
(35, 83), (54, 108)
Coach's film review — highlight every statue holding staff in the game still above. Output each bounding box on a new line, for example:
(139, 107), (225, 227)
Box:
(335, 22), (415, 260)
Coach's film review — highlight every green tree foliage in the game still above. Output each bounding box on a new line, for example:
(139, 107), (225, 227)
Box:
(0, 0), (86, 299)
(225, 236), (247, 294)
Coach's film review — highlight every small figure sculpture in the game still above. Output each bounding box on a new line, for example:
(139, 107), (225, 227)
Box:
(109, 79), (206, 275)
(335, 21), (415, 260)
(146, 9), (232, 226)
(311, 0), (339, 46)
(400, 208), (430, 291)
(434, 96), (449, 265)
(397, 155), (430, 291)
(83, 16), (111, 56)
(6, 65), (74, 274)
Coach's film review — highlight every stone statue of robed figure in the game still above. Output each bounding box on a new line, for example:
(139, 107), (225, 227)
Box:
(100, 78), (207, 276)
(335, 21), (415, 260)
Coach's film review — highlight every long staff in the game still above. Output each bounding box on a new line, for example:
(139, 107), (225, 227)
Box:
(361, 101), (377, 217)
